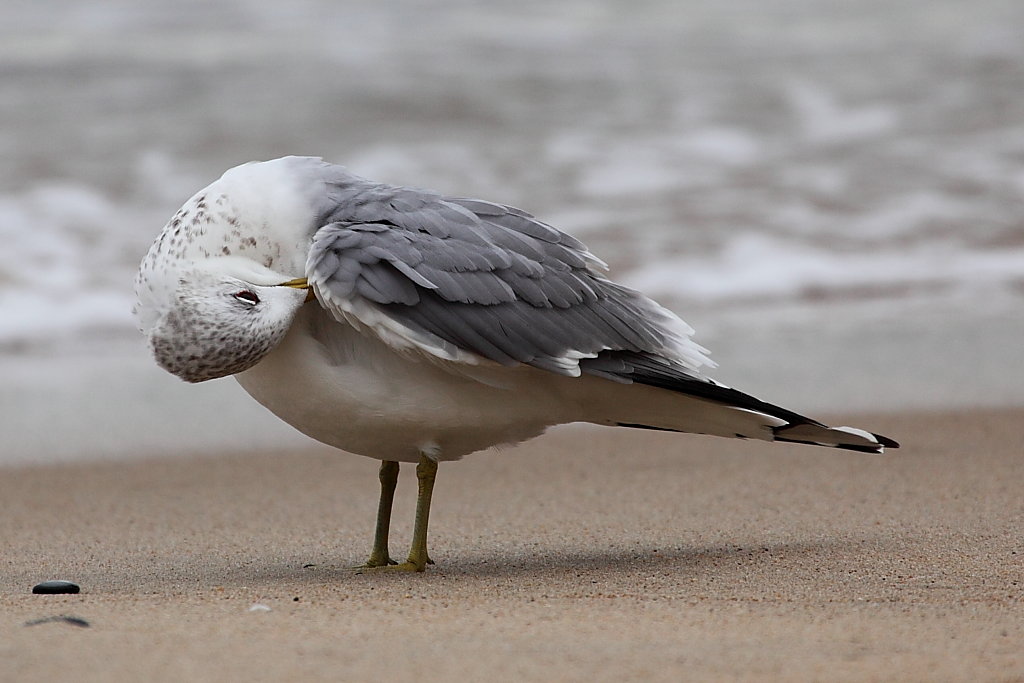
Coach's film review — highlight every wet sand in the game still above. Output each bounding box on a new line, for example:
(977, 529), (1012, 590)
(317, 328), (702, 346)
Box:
(2, 409), (1021, 681)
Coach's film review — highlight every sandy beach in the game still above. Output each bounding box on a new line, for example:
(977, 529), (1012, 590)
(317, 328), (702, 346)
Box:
(1, 408), (1021, 681)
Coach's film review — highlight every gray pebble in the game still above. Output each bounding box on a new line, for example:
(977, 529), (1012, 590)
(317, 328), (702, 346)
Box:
(32, 580), (80, 595)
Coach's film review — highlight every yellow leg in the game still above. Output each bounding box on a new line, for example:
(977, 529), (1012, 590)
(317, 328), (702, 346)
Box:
(357, 460), (400, 568)
(382, 453), (438, 572)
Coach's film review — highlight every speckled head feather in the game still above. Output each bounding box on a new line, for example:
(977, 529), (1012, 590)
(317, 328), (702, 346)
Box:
(132, 157), (342, 336)
(147, 267), (308, 382)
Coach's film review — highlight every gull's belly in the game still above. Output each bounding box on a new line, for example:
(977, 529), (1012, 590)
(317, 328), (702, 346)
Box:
(235, 307), (579, 462)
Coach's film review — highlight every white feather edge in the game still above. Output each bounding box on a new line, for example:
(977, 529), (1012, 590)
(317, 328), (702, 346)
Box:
(310, 278), (478, 364)
(832, 426), (883, 444)
(308, 273), (716, 379)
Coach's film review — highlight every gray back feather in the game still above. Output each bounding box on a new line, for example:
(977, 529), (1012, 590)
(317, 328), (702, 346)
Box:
(304, 164), (707, 375)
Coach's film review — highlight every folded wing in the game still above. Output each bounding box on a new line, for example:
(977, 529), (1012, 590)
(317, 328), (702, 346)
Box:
(306, 184), (711, 375)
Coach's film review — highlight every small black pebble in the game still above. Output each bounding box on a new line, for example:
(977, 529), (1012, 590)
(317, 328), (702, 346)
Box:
(24, 615), (90, 628)
(293, 597), (300, 602)
(32, 580), (80, 595)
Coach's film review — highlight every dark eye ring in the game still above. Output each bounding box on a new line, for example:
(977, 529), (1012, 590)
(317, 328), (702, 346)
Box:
(233, 290), (260, 305)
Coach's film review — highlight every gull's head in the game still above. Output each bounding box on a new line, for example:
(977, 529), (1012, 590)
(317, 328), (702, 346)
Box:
(133, 157), (342, 382)
(138, 257), (310, 383)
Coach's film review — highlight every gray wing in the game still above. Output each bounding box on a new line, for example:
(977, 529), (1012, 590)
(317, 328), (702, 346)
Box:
(306, 177), (711, 376)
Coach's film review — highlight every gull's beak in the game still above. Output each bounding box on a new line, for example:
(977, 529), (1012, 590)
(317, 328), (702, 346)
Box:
(278, 277), (316, 302)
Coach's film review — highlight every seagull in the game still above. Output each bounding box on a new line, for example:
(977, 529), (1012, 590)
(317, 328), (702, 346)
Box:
(134, 156), (898, 572)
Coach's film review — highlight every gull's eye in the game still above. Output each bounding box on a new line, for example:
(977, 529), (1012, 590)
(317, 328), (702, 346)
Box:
(232, 290), (260, 306)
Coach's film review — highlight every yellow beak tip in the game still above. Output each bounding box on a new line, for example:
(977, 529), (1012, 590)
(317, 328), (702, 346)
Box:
(277, 278), (315, 302)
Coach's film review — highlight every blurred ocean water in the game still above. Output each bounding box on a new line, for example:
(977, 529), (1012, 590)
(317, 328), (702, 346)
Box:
(2, 0), (1023, 462)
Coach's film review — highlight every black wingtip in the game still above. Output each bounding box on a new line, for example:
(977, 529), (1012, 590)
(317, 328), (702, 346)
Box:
(874, 433), (900, 449)
(773, 436), (887, 454)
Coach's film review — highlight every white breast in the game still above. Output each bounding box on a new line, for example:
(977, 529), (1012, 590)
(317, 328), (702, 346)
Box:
(234, 305), (583, 462)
